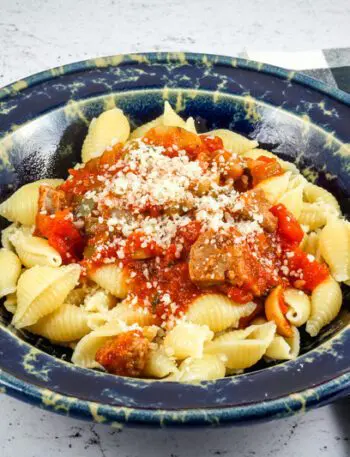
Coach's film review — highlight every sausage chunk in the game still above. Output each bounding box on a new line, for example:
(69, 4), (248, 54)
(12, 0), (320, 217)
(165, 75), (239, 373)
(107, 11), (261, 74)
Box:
(233, 188), (277, 233)
(189, 229), (266, 295)
(37, 185), (67, 215)
(95, 330), (150, 377)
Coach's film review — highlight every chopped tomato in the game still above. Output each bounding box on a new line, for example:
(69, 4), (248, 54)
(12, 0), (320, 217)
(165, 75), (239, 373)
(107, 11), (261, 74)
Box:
(200, 134), (224, 153)
(285, 248), (329, 292)
(36, 209), (85, 263)
(213, 150), (244, 180)
(248, 156), (284, 186)
(144, 126), (204, 159)
(270, 204), (304, 246)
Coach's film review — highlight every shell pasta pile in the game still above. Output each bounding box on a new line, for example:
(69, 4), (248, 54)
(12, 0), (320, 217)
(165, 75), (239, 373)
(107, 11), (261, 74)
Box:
(0, 102), (348, 382)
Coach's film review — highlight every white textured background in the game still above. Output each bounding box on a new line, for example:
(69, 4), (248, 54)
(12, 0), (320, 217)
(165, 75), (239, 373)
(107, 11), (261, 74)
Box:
(1, 0), (350, 456)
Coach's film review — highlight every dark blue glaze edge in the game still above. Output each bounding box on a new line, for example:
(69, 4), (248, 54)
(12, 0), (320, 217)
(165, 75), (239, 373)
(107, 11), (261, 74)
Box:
(1, 368), (349, 427)
(0, 52), (349, 427)
(1, 52), (350, 107)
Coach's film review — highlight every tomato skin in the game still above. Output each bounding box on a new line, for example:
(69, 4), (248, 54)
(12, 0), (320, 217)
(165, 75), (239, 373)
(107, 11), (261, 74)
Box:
(285, 248), (329, 292)
(200, 135), (224, 153)
(144, 126), (203, 159)
(270, 204), (304, 246)
(35, 209), (85, 263)
(248, 156), (284, 186)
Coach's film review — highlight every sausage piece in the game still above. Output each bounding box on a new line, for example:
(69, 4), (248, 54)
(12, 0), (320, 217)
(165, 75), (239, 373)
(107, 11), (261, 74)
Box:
(37, 185), (67, 215)
(189, 229), (266, 295)
(95, 330), (150, 377)
(233, 188), (277, 233)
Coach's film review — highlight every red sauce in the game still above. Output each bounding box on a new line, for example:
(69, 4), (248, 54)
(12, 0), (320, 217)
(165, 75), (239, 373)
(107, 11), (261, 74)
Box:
(59, 144), (124, 196)
(34, 128), (332, 332)
(125, 259), (204, 323)
(226, 286), (254, 304)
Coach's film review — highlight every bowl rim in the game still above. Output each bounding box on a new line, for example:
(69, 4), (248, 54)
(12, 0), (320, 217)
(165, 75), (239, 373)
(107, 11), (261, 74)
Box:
(0, 51), (349, 426)
(1, 367), (348, 426)
(1, 51), (350, 106)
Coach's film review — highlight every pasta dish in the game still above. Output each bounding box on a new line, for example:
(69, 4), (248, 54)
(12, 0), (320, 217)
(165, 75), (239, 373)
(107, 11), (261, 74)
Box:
(0, 102), (347, 381)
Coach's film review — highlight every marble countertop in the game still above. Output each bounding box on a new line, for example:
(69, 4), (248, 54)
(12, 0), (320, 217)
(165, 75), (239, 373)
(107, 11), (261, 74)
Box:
(1, 0), (350, 456)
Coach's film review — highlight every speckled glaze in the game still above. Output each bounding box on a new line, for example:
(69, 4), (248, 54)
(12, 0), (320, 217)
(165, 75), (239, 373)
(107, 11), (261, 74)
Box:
(0, 53), (349, 428)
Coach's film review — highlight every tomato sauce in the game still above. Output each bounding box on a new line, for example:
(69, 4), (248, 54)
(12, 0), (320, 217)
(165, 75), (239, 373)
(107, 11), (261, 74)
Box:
(125, 260), (203, 323)
(34, 128), (330, 330)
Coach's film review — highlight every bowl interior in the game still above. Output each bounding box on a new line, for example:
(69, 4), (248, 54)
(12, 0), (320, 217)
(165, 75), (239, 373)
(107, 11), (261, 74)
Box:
(1, 87), (349, 366)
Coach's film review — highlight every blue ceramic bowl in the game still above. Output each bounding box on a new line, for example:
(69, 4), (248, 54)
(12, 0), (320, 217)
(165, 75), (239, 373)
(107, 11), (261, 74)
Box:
(0, 53), (349, 427)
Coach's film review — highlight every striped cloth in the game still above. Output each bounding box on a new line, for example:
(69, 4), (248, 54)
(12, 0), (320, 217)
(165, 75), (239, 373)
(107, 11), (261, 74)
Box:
(239, 47), (350, 92)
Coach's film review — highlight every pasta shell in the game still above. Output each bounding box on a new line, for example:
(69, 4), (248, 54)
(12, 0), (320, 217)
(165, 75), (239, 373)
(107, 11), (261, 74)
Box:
(130, 114), (163, 139)
(278, 185), (304, 219)
(65, 287), (87, 306)
(0, 249), (22, 298)
(205, 321), (276, 369)
(88, 264), (128, 298)
(130, 102), (195, 140)
(82, 108), (130, 163)
(303, 183), (340, 214)
(284, 288), (311, 327)
(164, 322), (213, 360)
(206, 129), (258, 154)
(28, 304), (90, 342)
(3, 293), (17, 314)
(71, 319), (128, 368)
(306, 276), (342, 337)
(13, 264), (81, 328)
(265, 326), (300, 360)
(83, 289), (116, 313)
(173, 355), (225, 382)
(185, 116), (197, 133)
(256, 172), (291, 204)
(319, 218), (350, 281)
(1, 223), (18, 250)
(0, 179), (63, 226)
(300, 231), (322, 261)
(108, 300), (156, 327)
(186, 294), (256, 332)
(143, 347), (178, 378)
(163, 101), (187, 129)
(265, 285), (293, 337)
(298, 203), (328, 231)
(10, 226), (62, 268)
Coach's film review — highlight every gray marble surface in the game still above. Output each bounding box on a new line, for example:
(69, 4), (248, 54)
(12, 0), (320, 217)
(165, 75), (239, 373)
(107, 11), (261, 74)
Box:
(1, 0), (350, 456)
